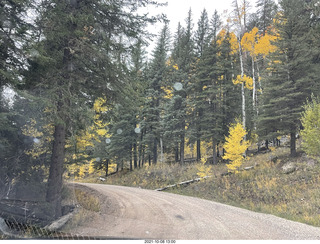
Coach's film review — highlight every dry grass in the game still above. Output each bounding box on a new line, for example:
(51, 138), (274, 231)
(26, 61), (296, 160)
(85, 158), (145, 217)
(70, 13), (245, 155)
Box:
(170, 147), (320, 227)
(96, 161), (224, 190)
(74, 189), (100, 212)
(62, 187), (101, 231)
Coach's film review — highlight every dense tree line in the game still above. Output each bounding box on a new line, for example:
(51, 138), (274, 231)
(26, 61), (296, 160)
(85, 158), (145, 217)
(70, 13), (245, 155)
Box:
(1, 0), (319, 220)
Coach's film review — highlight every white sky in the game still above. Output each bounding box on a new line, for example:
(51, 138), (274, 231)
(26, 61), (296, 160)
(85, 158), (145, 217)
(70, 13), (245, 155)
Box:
(159, 0), (235, 31)
(144, 0), (258, 55)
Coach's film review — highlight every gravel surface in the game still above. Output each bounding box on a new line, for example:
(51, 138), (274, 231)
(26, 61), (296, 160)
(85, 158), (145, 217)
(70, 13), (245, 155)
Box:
(69, 183), (320, 240)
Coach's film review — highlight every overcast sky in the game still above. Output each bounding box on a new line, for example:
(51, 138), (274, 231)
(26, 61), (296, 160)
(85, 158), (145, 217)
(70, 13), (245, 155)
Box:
(143, 0), (260, 55)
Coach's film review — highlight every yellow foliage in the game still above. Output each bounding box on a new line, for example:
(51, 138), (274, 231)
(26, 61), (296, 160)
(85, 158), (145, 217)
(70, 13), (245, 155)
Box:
(223, 122), (249, 173)
(255, 33), (277, 57)
(166, 57), (179, 70)
(241, 27), (277, 58)
(217, 29), (238, 55)
(94, 97), (108, 114)
(232, 74), (253, 90)
(197, 157), (212, 179)
(241, 27), (259, 55)
(22, 119), (54, 159)
(88, 160), (95, 174)
(76, 97), (110, 152)
(161, 86), (174, 99)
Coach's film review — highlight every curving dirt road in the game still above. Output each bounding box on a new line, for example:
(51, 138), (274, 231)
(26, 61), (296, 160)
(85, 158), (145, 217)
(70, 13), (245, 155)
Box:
(69, 183), (320, 240)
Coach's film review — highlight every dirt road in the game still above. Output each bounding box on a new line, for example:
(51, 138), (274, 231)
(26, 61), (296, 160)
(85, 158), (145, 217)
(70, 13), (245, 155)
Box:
(69, 183), (320, 240)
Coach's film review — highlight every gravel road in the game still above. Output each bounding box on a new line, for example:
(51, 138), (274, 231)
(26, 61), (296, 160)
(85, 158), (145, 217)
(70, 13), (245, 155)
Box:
(69, 183), (320, 240)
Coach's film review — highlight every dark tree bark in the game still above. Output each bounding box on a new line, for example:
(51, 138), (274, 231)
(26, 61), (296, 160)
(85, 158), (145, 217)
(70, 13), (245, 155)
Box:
(46, 124), (66, 218)
(175, 143), (179, 163)
(153, 137), (157, 164)
(197, 138), (201, 161)
(133, 143), (138, 169)
(290, 131), (296, 157)
(180, 134), (185, 164)
(105, 159), (109, 177)
(212, 138), (217, 165)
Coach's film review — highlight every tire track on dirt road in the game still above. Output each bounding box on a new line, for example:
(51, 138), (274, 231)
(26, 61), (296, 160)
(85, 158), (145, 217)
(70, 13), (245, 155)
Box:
(68, 183), (320, 240)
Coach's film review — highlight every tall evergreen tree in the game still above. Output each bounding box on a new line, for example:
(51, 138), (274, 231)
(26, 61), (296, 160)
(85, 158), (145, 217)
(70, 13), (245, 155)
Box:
(167, 9), (195, 164)
(24, 0), (164, 218)
(258, 0), (320, 156)
(142, 23), (170, 165)
(0, 0), (33, 197)
(195, 9), (210, 58)
(256, 0), (278, 35)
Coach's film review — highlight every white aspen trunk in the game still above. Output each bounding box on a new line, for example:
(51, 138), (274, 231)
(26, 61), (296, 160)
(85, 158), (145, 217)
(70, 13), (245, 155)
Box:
(252, 56), (257, 131)
(252, 56), (256, 109)
(238, 39), (246, 138)
(242, 82), (246, 131)
(256, 62), (262, 95)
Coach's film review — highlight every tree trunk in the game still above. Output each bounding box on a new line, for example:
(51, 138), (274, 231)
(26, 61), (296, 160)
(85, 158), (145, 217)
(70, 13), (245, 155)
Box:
(138, 130), (144, 168)
(238, 39), (246, 139)
(265, 140), (269, 149)
(142, 148), (145, 167)
(180, 134), (185, 165)
(153, 137), (157, 164)
(290, 131), (296, 157)
(175, 143), (179, 163)
(160, 137), (164, 163)
(105, 159), (109, 177)
(130, 153), (133, 171)
(46, 124), (66, 219)
(133, 143), (137, 169)
(212, 138), (217, 165)
(196, 138), (201, 161)
(252, 56), (256, 111)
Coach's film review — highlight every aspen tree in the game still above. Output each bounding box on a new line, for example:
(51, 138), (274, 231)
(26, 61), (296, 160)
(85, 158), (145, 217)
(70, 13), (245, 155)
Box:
(223, 122), (249, 173)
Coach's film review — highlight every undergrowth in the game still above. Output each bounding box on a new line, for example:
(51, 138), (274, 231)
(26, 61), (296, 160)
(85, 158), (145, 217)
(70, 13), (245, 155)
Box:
(170, 147), (320, 227)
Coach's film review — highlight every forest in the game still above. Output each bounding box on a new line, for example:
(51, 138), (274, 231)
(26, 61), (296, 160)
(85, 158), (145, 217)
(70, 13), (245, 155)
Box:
(1, 0), (320, 220)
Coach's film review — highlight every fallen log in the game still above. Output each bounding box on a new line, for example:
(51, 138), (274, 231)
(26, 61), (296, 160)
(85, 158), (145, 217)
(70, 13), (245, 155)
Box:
(155, 176), (212, 191)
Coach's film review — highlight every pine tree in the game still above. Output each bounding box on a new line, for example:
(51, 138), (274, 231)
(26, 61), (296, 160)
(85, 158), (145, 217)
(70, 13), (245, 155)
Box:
(142, 23), (170, 165)
(195, 8), (210, 58)
(187, 9), (211, 161)
(256, 0), (278, 35)
(196, 37), (222, 164)
(172, 9), (195, 164)
(258, 0), (320, 156)
(23, 0), (164, 218)
(0, 0), (33, 195)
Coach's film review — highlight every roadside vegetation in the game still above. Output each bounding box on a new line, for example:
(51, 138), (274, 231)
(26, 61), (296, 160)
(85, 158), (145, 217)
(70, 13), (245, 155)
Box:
(75, 140), (320, 228)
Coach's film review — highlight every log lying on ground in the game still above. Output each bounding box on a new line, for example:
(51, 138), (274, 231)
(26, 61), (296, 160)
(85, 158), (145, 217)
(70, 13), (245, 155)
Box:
(155, 176), (212, 191)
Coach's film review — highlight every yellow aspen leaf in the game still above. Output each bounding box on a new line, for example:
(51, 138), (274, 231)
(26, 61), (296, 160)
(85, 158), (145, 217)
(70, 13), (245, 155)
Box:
(161, 86), (174, 99)
(217, 29), (238, 55)
(232, 74), (253, 90)
(241, 27), (259, 55)
(255, 33), (277, 57)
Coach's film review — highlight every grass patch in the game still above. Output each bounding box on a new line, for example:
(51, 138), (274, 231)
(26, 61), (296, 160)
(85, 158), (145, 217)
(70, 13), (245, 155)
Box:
(98, 162), (224, 190)
(62, 187), (101, 232)
(169, 147), (320, 227)
(74, 189), (100, 212)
